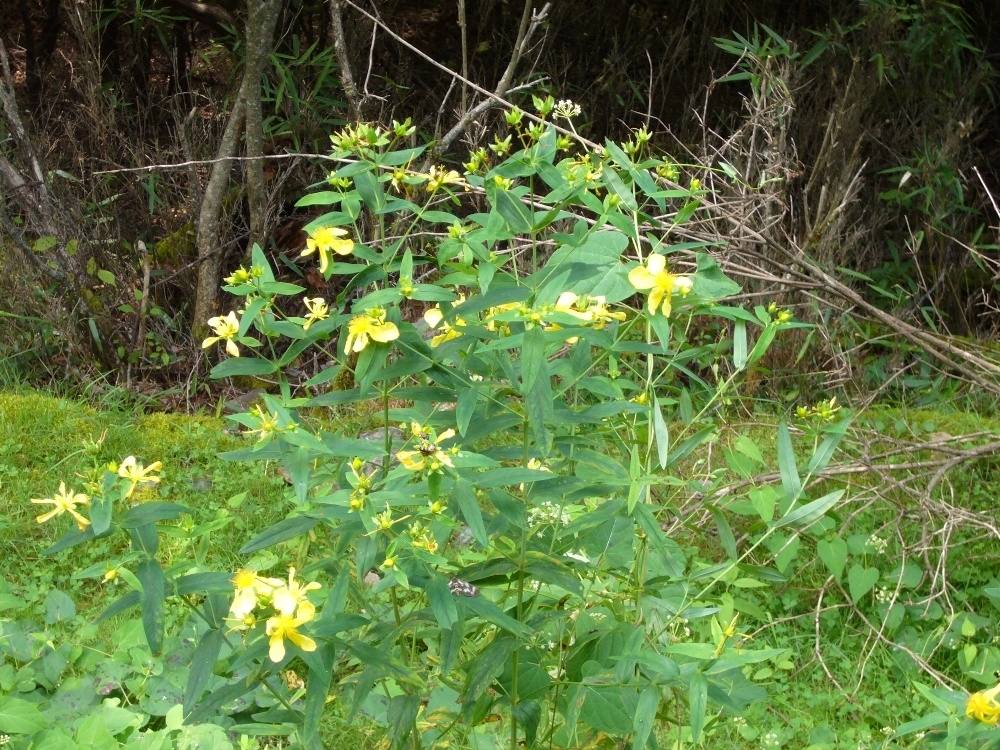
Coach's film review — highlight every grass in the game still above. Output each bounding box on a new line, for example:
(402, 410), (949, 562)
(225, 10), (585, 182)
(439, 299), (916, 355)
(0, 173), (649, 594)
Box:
(3, 389), (1000, 750)
(0, 390), (383, 749)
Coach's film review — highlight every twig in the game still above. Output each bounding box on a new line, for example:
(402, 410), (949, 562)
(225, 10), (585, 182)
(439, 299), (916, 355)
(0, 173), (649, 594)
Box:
(432, 1), (551, 160)
(340, 0), (587, 148)
(92, 152), (338, 176)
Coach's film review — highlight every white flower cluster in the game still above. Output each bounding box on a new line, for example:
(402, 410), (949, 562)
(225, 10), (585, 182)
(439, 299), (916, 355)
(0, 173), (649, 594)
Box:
(763, 731), (781, 748)
(528, 501), (571, 528)
(867, 534), (889, 554)
(874, 586), (892, 604)
(554, 99), (582, 120)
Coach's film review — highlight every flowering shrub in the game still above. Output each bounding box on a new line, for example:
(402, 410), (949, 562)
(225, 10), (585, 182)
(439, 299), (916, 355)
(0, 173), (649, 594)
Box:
(30, 101), (857, 749)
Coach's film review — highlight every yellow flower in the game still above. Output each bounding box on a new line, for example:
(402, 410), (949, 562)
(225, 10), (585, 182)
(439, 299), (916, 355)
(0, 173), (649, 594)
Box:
(271, 567), (322, 620)
(202, 311), (241, 357)
(413, 532), (438, 554)
(627, 254), (693, 317)
(302, 297), (330, 331)
(230, 569), (282, 620)
(520, 458), (552, 491)
(343, 307), (399, 354)
(117, 456), (163, 499)
(397, 428), (456, 472)
(31, 482), (91, 530)
(265, 611), (317, 662)
(301, 226), (354, 274)
(967, 683), (1000, 724)
(424, 295), (467, 347)
(224, 267), (253, 285)
(425, 165), (466, 192)
(244, 406), (280, 442)
(586, 296), (627, 328)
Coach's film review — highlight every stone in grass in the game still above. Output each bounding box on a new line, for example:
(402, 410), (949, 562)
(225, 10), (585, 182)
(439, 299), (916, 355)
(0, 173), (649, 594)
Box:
(357, 426), (404, 468)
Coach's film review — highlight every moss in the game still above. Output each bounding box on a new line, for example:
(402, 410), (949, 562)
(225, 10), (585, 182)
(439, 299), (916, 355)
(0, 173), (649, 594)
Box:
(152, 222), (195, 264)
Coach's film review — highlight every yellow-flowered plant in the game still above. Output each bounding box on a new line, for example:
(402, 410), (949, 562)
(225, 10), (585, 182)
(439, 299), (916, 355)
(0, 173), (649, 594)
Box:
(425, 165), (466, 192)
(300, 226), (354, 275)
(31, 481), (91, 530)
(271, 567), (322, 622)
(230, 569), (282, 621)
(228, 567), (321, 662)
(397, 424), (457, 473)
(177, 115), (806, 749)
(117, 455), (163, 498)
(967, 682), (1000, 724)
(202, 311), (241, 357)
(627, 253), (693, 317)
(343, 307), (399, 354)
(424, 296), (467, 346)
(302, 297), (330, 330)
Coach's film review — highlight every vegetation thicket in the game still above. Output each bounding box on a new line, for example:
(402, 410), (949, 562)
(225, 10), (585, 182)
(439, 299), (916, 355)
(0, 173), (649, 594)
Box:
(4, 1), (1000, 749)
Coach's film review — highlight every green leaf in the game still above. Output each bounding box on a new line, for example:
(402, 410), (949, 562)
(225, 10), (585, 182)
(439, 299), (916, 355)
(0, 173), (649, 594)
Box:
(183, 629), (224, 715)
(667, 427), (715, 467)
(895, 712), (948, 737)
(632, 686), (659, 750)
(520, 327), (546, 396)
(303, 646), (336, 748)
(689, 671), (708, 742)
(733, 320), (747, 370)
(748, 486), (777, 522)
(454, 479), (488, 547)
(776, 421), (801, 500)
(456, 387), (478, 437)
(462, 596), (531, 638)
(354, 170), (386, 211)
(174, 572), (236, 596)
(210, 357), (277, 379)
(494, 190), (533, 233)
(474, 468), (558, 489)
(43, 524), (97, 555)
(137, 558), (165, 654)
(652, 396), (669, 470)
(711, 508), (738, 560)
(805, 425), (846, 475)
(96, 590), (141, 622)
(581, 685), (638, 735)
(120, 502), (191, 528)
(774, 490), (843, 528)
(425, 575), (459, 629)
(679, 388), (693, 426)
(848, 564), (880, 603)
(129, 523), (157, 557)
(295, 191), (342, 207)
(240, 515), (320, 554)
(693, 252), (740, 298)
(817, 537), (848, 581)
(0, 696), (47, 734)
(748, 324), (777, 365)
(463, 637), (516, 704)
(90, 495), (113, 535)
(44, 588), (76, 624)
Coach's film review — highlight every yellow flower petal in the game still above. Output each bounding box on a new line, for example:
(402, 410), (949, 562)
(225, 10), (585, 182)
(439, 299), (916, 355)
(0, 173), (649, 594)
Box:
(397, 451), (426, 471)
(369, 321), (399, 343)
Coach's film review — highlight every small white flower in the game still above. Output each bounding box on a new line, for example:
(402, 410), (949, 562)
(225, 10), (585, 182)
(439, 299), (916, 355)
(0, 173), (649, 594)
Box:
(554, 99), (582, 120)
